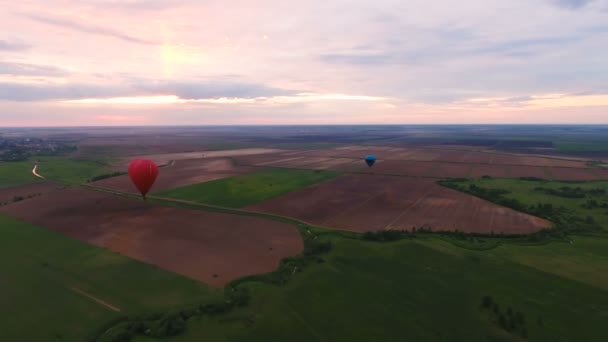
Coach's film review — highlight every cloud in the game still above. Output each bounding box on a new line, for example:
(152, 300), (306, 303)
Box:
(0, 40), (29, 51)
(62, 93), (387, 105)
(0, 82), (129, 101)
(18, 12), (157, 45)
(0, 79), (299, 102)
(551, 0), (596, 9)
(132, 80), (297, 99)
(0, 62), (70, 77)
(320, 53), (396, 65)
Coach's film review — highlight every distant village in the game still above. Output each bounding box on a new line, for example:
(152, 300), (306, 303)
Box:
(0, 137), (76, 162)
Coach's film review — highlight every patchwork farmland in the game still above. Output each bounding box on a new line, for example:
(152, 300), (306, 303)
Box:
(0, 187), (303, 287)
(248, 174), (551, 234)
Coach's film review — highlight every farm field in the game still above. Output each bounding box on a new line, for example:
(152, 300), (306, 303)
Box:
(3, 125), (608, 341)
(248, 174), (551, 234)
(0, 160), (43, 187)
(0, 187), (303, 287)
(0, 182), (60, 203)
(114, 148), (285, 169)
(158, 168), (340, 208)
(95, 158), (256, 193)
(0, 157), (112, 187)
(230, 147), (598, 181)
(136, 235), (608, 342)
(0, 214), (217, 342)
(441, 178), (608, 230)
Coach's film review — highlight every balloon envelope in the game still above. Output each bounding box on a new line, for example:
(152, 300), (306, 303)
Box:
(128, 159), (158, 198)
(364, 155), (376, 167)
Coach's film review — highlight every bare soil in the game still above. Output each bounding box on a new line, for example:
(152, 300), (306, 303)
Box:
(95, 158), (256, 192)
(0, 187), (303, 287)
(115, 148), (285, 168)
(549, 167), (600, 181)
(469, 164), (508, 178)
(0, 182), (61, 204)
(248, 174), (551, 234)
(508, 166), (550, 179)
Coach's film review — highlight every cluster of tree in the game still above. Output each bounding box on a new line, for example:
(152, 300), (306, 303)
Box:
(532, 186), (598, 199)
(441, 179), (603, 236)
(87, 171), (127, 183)
(582, 199), (608, 209)
(519, 176), (546, 181)
(101, 287), (251, 342)
(230, 232), (333, 287)
(0, 193), (43, 206)
(481, 295), (528, 338)
(586, 160), (607, 167)
(362, 230), (409, 242)
(361, 227), (437, 242)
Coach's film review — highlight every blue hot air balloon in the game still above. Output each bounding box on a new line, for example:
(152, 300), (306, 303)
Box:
(364, 155), (376, 167)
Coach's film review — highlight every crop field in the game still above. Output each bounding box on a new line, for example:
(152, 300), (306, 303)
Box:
(428, 162), (472, 178)
(469, 164), (509, 178)
(248, 174), (550, 234)
(443, 178), (608, 230)
(35, 157), (113, 184)
(0, 187), (303, 287)
(0, 182), (61, 204)
(0, 157), (112, 187)
(4, 126), (608, 342)
(114, 148), (285, 169)
(508, 166), (549, 179)
(230, 148), (598, 180)
(158, 168), (340, 208)
(95, 158), (256, 193)
(0, 214), (217, 342)
(142, 235), (608, 342)
(548, 167), (601, 181)
(555, 141), (608, 152)
(0, 160), (43, 187)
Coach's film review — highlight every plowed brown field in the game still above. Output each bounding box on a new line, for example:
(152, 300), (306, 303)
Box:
(0, 182), (61, 204)
(248, 174), (551, 234)
(95, 158), (255, 193)
(462, 152), (492, 164)
(430, 163), (471, 178)
(0, 187), (303, 287)
(549, 167), (599, 181)
(508, 166), (549, 179)
(469, 164), (508, 178)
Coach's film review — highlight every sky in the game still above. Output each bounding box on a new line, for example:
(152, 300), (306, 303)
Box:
(1, 0), (607, 126)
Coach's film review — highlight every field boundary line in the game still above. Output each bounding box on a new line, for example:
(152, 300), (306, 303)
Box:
(321, 191), (387, 227)
(80, 184), (352, 233)
(383, 185), (440, 230)
(70, 287), (121, 312)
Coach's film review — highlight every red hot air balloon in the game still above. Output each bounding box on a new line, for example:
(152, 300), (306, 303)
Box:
(128, 159), (159, 199)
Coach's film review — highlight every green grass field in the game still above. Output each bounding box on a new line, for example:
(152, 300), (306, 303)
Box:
(0, 214), (218, 342)
(447, 178), (608, 230)
(0, 160), (42, 188)
(133, 235), (608, 342)
(36, 157), (114, 184)
(157, 168), (340, 208)
(0, 157), (113, 188)
(555, 141), (608, 152)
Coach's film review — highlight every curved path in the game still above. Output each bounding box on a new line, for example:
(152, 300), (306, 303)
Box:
(32, 163), (45, 179)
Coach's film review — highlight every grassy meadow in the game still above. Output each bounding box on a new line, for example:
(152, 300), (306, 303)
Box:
(0, 215), (218, 342)
(0, 157), (113, 188)
(157, 168), (339, 208)
(133, 235), (608, 342)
